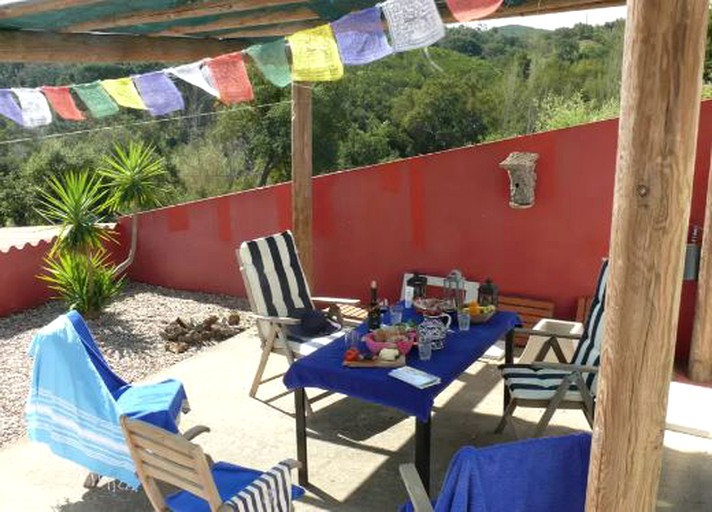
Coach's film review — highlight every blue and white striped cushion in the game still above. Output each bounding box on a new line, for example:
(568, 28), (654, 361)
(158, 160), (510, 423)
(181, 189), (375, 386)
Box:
(239, 231), (313, 318)
(503, 365), (587, 401)
(287, 330), (345, 356)
(222, 461), (292, 512)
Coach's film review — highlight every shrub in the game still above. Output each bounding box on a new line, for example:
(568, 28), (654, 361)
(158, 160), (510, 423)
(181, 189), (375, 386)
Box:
(39, 250), (124, 318)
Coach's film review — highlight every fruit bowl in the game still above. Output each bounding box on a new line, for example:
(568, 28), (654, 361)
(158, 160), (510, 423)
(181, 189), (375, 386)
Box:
(363, 327), (417, 355)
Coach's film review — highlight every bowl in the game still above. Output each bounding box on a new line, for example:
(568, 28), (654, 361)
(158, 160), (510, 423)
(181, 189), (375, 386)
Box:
(363, 329), (417, 355)
(413, 298), (451, 315)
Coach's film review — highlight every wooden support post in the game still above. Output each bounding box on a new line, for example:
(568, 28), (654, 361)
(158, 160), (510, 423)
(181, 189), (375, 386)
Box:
(586, 1), (709, 511)
(291, 82), (313, 286)
(689, 154), (712, 382)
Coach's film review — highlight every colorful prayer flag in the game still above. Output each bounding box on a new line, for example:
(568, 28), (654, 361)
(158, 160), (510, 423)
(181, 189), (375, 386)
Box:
(12, 88), (52, 127)
(133, 72), (184, 117)
(0, 89), (23, 125)
(287, 25), (344, 82)
(381, 0), (445, 52)
(204, 52), (254, 104)
(167, 61), (219, 97)
(246, 40), (292, 88)
(41, 86), (85, 121)
(101, 77), (146, 110)
(72, 82), (119, 118)
(445, 0), (503, 22)
(331, 7), (394, 65)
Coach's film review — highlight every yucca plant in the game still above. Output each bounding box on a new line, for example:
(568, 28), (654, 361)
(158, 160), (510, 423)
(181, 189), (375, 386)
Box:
(100, 141), (168, 275)
(36, 171), (113, 255)
(39, 250), (124, 318)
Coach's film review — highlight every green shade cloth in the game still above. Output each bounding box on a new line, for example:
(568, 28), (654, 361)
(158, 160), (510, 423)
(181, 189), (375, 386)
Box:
(72, 81), (119, 118)
(246, 40), (292, 88)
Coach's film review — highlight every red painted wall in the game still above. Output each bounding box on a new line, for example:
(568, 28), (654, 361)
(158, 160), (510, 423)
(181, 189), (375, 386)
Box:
(124, 101), (712, 363)
(0, 240), (53, 316)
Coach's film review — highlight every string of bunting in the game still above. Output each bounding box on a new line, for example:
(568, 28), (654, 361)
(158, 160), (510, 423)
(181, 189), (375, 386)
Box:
(0, 0), (502, 128)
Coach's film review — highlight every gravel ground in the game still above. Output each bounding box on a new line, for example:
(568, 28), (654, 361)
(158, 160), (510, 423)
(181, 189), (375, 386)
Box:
(0, 282), (254, 449)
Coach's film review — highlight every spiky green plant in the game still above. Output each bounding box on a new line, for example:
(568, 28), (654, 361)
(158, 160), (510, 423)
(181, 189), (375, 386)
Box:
(36, 171), (112, 255)
(39, 250), (124, 318)
(99, 142), (168, 275)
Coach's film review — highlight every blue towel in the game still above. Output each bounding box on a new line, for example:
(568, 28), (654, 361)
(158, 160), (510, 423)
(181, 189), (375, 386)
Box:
(402, 434), (591, 512)
(26, 313), (188, 488)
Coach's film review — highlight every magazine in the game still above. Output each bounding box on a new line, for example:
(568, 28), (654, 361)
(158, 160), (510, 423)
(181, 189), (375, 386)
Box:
(389, 366), (441, 389)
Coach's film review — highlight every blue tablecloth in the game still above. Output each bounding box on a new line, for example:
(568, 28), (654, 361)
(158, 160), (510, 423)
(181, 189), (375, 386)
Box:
(283, 310), (519, 422)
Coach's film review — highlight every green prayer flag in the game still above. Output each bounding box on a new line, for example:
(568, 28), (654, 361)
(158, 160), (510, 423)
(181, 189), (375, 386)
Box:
(72, 81), (119, 118)
(246, 40), (292, 88)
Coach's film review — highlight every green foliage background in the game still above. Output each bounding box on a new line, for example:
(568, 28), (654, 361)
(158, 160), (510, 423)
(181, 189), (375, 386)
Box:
(0, 17), (709, 227)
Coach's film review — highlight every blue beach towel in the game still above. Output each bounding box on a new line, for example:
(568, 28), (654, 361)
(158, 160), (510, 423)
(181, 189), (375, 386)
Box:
(26, 313), (187, 487)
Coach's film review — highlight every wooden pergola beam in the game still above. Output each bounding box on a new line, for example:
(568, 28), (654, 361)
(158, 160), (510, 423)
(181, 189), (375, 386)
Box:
(0, 0), (101, 20)
(482, 0), (625, 20)
(217, 20), (320, 39)
(689, 154), (712, 382)
(63, 0), (305, 33)
(291, 82), (313, 287)
(154, 6), (318, 37)
(586, 1), (709, 510)
(0, 30), (246, 63)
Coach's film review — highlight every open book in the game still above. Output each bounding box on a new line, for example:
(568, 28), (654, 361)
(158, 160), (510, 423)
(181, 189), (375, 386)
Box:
(389, 366), (441, 389)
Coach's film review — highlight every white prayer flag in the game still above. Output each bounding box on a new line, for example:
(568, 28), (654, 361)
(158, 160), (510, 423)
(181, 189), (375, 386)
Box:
(382, 0), (445, 52)
(12, 88), (52, 127)
(167, 61), (219, 97)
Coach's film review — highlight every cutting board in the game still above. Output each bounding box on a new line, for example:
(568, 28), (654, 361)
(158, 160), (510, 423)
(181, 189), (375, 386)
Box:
(342, 355), (406, 368)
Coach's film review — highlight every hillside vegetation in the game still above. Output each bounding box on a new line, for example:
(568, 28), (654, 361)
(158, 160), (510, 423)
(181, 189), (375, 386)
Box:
(0, 17), (708, 226)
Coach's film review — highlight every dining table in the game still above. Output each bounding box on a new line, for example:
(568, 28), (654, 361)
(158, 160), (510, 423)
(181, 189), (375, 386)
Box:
(283, 307), (520, 494)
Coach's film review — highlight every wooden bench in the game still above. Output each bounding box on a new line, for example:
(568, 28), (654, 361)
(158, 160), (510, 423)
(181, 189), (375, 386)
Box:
(498, 295), (556, 346)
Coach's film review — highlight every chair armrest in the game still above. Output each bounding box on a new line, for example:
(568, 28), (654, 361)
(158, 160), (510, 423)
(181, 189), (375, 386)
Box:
(530, 362), (599, 373)
(253, 314), (300, 326)
(312, 296), (361, 305)
(514, 328), (583, 340)
(399, 463), (434, 512)
(182, 425), (210, 441)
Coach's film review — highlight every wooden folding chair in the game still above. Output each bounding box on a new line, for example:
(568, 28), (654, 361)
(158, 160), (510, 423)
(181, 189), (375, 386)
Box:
(121, 416), (302, 512)
(496, 260), (609, 438)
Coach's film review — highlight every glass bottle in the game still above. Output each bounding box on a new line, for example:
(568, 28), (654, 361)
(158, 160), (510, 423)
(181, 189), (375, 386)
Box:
(368, 280), (381, 331)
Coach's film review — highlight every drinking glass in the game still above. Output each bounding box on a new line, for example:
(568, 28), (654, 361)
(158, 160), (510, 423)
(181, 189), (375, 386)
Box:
(418, 336), (432, 361)
(390, 303), (404, 324)
(457, 311), (471, 331)
(344, 330), (360, 351)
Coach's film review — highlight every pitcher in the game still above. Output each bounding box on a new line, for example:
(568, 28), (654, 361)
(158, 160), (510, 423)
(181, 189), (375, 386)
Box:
(418, 312), (451, 350)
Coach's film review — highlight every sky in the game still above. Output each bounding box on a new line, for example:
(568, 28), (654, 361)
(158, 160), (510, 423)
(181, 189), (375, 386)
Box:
(474, 6), (627, 30)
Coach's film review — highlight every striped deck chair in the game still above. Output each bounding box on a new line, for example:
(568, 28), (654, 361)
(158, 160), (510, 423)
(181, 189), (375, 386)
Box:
(237, 231), (359, 402)
(121, 416), (304, 512)
(496, 259), (609, 438)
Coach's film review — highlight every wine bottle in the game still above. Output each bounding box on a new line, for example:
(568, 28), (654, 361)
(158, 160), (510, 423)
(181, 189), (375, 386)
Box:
(368, 280), (381, 331)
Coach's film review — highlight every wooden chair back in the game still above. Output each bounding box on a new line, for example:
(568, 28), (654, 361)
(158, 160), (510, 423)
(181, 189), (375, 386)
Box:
(498, 295), (555, 345)
(120, 416), (222, 512)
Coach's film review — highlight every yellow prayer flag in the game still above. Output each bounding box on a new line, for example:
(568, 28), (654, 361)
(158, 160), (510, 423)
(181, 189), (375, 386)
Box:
(287, 25), (344, 82)
(101, 77), (147, 110)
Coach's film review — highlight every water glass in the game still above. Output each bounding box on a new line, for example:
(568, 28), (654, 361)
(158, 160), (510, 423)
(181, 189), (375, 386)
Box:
(457, 311), (471, 331)
(344, 330), (360, 351)
(390, 303), (404, 324)
(418, 336), (432, 361)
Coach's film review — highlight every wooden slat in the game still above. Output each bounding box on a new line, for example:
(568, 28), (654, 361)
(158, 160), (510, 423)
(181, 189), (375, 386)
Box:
(217, 19), (320, 39)
(0, 0), (100, 20)
(586, 1), (709, 510)
(64, 0), (305, 33)
(153, 6), (318, 37)
(142, 460), (207, 497)
(137, 449), (200, 483)
(498, 294), (555, 346)
(0, 30), (246, 63)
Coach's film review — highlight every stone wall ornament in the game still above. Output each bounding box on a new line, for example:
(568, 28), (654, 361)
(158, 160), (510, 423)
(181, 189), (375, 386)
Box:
(499, 152), (539, 208)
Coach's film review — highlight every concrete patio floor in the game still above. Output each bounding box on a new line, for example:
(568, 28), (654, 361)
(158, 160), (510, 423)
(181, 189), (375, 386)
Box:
(1, 327), (710, 511)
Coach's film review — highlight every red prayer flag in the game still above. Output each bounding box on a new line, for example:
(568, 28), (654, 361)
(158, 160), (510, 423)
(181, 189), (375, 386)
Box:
(446, 0), (503, 22)
(204, 52), (254, 104)
(41, 86), (85, 121)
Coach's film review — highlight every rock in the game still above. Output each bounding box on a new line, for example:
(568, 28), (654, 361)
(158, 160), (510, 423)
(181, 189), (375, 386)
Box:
(202, 315), (219, 329)
(227, 312), (241, 326)
(165, 340), (189, 354)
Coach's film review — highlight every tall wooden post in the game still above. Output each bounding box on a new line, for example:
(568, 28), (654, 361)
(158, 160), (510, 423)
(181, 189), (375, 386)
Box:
(586, 1), (709, 510)
(291, 81), (313, 285)
(689, 154), (712, 382)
